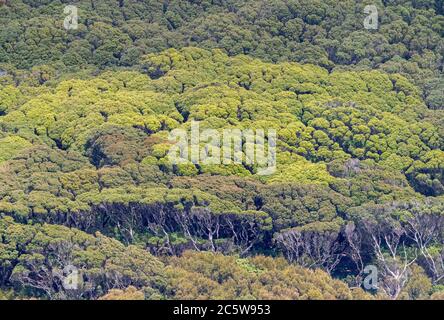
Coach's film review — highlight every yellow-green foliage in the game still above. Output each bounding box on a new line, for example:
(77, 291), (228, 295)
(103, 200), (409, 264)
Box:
(0, 48), (442, 301)
(0, 48), (440, 225)
(165, 251), (371, 300)
(0, 0), (443, 301)
(0, 135), (32, 163)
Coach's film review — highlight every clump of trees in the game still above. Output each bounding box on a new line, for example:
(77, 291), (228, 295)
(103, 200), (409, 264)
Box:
(0, 215), (166, 300)
(0, 5), (442, 299)
(0, 1), (442, 110)
(0, 215), (372, 300)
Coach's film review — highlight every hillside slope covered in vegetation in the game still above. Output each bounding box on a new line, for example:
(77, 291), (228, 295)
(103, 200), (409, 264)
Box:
(0, 0), (443, 300)
(1, 0), (443, 109)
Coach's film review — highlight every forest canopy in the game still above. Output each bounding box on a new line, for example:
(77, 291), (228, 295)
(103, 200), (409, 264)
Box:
(0, 0), (443, 300)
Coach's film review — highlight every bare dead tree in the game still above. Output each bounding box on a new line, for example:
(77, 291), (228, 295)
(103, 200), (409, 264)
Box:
(95, 203), (143, 244)
(225, 213), (264, 256)
(403, 206), (444, 284)
(344, 221), (366, 286)
(361, 217), (417, 299)
(145, 204), (175, 255)
(174, 209), (202, 251)
(190, 208), (221, 252)
(275, 227), (344, 274)
(10, 240), (85, 300)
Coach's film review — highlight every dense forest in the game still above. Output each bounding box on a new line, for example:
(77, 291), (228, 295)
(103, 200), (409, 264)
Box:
(0, 0), (443, 300)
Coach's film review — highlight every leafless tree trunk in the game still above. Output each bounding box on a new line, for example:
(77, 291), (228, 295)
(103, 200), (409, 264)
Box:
(344, 222), (365, 286)
(275, 227), (344, 274)
(404, 208), (444, 284)
(364, 220), (417, 299)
